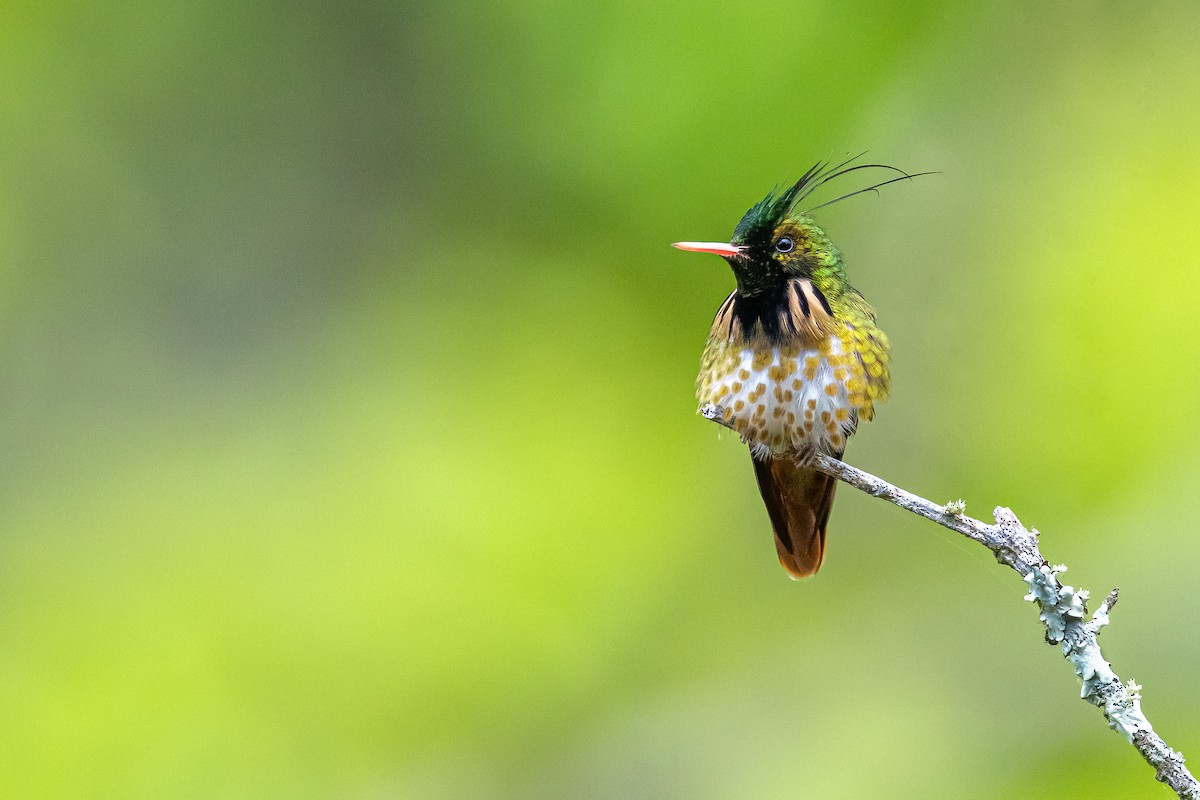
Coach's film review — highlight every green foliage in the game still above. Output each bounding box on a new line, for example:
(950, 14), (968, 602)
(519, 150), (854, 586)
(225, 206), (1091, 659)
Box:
(1, 1), (1199, 798)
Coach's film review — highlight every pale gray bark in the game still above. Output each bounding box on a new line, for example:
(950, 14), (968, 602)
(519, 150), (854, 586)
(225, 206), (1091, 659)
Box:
(699, 402), (1199, 799)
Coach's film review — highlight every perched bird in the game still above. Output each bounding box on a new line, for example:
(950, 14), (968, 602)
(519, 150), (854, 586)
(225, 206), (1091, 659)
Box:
(674, 160), (920, 579)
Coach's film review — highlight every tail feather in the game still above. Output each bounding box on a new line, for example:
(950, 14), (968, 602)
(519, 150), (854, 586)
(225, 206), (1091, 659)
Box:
(752, 456), (838, 579)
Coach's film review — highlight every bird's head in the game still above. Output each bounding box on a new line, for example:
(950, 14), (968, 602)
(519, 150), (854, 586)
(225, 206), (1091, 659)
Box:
(674, 159), (928, 302)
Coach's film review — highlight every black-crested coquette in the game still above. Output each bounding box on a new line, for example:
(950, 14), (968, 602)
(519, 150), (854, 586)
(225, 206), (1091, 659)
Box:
(674, 158), (926, 578)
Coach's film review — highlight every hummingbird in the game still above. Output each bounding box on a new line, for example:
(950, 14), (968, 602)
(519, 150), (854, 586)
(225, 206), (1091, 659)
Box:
(674, 160), (921, 579)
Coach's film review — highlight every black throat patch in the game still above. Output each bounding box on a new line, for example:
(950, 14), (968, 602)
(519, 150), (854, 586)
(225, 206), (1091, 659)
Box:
(712, 280), (834, 345)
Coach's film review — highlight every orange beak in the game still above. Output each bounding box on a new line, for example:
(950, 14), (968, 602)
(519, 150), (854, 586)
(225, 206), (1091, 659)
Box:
(671, 241), (745, 258)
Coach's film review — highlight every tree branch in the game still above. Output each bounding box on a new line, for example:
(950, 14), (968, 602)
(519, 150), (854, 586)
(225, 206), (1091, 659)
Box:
(699, 403), (1199, 799)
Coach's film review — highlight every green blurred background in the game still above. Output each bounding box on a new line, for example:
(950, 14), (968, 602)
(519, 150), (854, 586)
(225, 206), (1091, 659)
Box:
(2, 2), (1198, 798)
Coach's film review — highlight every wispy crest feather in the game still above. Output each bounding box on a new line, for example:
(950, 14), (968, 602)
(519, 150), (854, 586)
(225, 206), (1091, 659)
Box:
(746, 154), (934, 227)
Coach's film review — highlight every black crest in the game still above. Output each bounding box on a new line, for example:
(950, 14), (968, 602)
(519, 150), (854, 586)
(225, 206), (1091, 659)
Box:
(731, 155), (930, 246)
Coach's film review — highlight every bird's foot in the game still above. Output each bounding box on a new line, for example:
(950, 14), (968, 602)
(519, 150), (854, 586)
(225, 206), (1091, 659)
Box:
(794, 444), (819, 468)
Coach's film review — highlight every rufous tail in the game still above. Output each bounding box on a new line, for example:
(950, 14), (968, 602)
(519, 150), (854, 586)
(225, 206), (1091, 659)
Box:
(752, 456), (838, 579)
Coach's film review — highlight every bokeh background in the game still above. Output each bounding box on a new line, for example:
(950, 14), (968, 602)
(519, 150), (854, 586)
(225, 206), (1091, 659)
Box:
(2, 2), (1199, 798)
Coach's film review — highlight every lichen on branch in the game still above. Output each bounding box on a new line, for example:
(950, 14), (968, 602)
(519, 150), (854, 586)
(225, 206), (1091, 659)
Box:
(699, 402), (1199, 799)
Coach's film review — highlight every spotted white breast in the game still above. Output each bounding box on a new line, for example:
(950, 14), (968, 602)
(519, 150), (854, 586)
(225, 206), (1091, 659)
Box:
(698, 335), (868, 460)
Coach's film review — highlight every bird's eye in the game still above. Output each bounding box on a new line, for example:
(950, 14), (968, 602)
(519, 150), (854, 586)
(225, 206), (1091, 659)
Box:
(775, 237), (795, 253)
